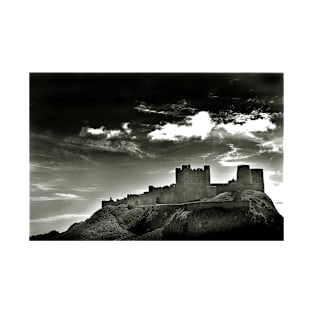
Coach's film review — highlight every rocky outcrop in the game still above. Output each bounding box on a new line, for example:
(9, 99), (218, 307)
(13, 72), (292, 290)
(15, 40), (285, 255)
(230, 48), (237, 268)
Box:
(30, 190), (283, 240)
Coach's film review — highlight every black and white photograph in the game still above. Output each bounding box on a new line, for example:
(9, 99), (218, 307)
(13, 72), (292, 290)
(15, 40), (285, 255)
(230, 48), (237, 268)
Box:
(30, 73), (283, 240)
(2, 1), (313, 312)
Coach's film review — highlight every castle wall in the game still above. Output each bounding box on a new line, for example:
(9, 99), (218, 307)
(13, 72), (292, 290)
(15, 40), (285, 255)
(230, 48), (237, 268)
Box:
(102, 200), (114, 207)
(213, 181), (264, 195)
(115, 198), (127, 205)
(158, 187), (175, 204)
(207, 186), (217, 198)
(127, 185), (176, 206)
(108, 164), (265, 207)
(175, 185), (208, 203)
(140, 200), (250, 211)
(127, 194), (142, 206)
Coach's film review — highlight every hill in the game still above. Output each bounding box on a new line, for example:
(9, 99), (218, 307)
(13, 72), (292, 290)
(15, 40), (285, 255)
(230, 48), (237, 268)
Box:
(30, 190), (283, 240)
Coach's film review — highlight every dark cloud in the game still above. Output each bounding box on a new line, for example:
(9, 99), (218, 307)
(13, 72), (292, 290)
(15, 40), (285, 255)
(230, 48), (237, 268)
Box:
(30, 73), (283, 134)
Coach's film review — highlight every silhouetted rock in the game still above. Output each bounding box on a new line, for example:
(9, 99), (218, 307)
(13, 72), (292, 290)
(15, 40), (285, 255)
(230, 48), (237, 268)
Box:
(30, 230), (60, 241)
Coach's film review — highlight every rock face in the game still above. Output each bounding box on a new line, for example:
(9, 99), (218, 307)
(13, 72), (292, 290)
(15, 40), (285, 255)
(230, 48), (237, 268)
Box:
(163, 190), (283, 240)
(30, 190), (283, 241)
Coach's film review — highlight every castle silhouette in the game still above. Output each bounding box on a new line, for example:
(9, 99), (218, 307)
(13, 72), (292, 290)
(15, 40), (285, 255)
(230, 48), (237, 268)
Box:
(102, 164), (264, 207)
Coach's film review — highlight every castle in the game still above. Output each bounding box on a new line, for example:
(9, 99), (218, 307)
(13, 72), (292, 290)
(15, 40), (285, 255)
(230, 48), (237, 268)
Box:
(102, 164), (264, 207)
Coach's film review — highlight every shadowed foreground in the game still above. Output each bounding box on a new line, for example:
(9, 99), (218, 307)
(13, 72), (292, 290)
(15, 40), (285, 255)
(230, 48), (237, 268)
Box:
(30, 190), (283, 241)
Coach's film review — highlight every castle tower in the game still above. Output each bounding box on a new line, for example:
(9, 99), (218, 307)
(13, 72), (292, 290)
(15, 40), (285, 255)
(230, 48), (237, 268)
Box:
(237, 165), (252, 184)
(204, 165), (211, 185)
(251, 169), (264, 191)
(176, 164), (192, 185)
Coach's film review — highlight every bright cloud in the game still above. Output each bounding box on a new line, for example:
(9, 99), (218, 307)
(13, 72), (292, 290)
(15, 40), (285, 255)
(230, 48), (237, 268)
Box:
(80, 122), (133, 139)
(82, 126), (123, 138)
(148, 111), (216, 141)
(86, 126), (106, 135)
(216, 112), (276, 136)
(66, 122), (151, 158)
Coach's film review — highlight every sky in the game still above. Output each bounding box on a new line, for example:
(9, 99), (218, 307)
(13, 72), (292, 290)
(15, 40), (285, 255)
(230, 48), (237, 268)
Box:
(30, 73), (283, 235)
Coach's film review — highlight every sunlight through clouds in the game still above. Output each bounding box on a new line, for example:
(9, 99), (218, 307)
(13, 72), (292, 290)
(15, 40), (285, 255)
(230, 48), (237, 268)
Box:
(216, 112), (276, 137)
(148, 111), (216, 141)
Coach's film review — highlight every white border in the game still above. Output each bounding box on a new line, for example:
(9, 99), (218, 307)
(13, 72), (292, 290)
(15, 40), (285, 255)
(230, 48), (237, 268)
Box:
(1, 1), (313, 313)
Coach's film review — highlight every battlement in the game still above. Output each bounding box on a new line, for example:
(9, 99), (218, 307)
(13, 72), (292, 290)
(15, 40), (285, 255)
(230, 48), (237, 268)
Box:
(176, 164), (209, 173)
(176, 164), (211, 186)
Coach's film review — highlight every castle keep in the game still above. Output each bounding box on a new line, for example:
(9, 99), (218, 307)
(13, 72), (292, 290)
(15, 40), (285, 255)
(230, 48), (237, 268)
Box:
(103, 164), (264, 207)
(175, 165), (216, 203)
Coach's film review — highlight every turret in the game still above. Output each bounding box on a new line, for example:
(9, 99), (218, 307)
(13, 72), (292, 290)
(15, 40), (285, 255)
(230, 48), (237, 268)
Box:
(182, 164), (191, 169)
(237, 165), (252, 184)
(204, 165), (211, 185)
(251, 169), (264, 191)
